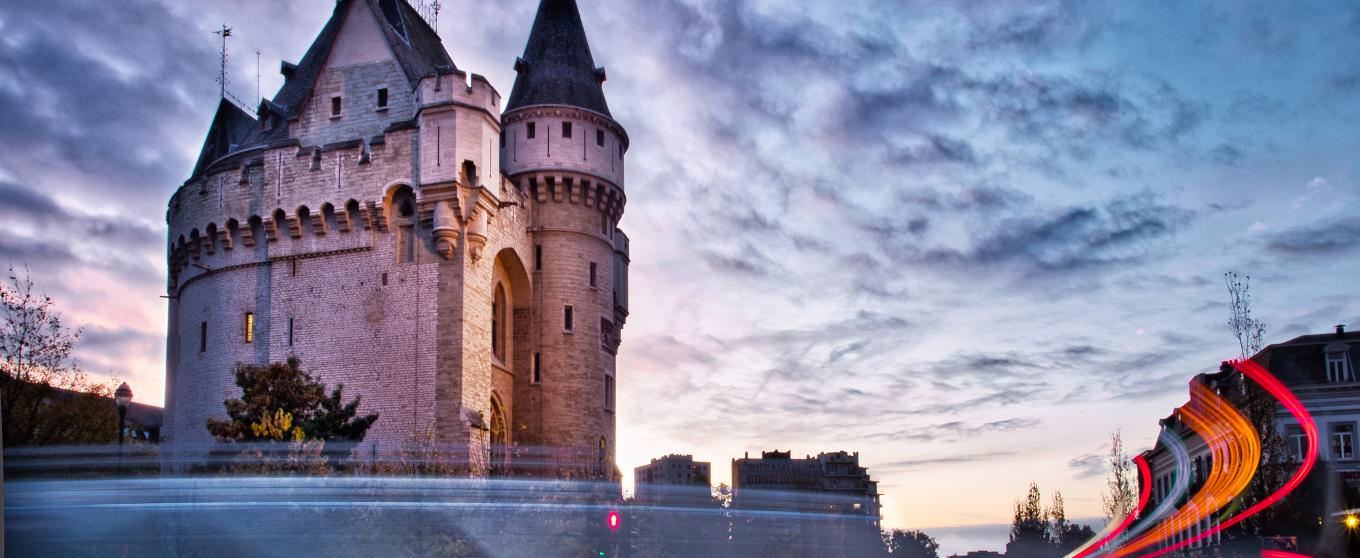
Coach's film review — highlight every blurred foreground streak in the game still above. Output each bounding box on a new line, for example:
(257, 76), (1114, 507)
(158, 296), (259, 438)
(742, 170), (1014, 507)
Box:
(4, 444), (880, 557)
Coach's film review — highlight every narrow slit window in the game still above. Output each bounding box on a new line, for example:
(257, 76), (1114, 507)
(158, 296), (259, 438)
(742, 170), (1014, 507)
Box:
(199, 322), (207, 353)
(331, 96), (342, 116)
(244, 312), (255, 344)
(604, 374), (614, 411)
(287, 318), (295, 346)
(564, 305), (574, 332)
(534, 244), (543, 271)
(376, 88), (388, 108)
(562, 122), (573, 138)
(532, 352), (542, 384)
(527, 122), (536, 139)
(589, 262), (597, 287)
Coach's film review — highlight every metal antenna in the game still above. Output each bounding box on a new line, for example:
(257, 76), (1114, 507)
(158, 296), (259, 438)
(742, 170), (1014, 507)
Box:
(255, 49), (262, 106)
(212, 24), (233, 99)
(430, 1), (441, 30)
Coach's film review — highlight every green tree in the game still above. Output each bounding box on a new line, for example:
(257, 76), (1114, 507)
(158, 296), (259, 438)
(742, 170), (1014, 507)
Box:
(206, 356), (377, 443)
(1008, 482), (1054, 558)
(883, 529), (939, 557)
(1, 266), (119, 446)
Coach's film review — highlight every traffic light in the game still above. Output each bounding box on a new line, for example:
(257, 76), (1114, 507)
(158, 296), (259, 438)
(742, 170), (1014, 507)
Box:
(607, 510), (621, 532)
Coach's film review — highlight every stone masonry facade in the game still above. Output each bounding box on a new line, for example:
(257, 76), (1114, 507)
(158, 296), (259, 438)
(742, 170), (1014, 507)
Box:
(164, 0), (629, 478)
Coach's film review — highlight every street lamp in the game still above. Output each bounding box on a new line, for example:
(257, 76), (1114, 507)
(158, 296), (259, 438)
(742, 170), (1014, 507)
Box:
(114, 382), (133, 446)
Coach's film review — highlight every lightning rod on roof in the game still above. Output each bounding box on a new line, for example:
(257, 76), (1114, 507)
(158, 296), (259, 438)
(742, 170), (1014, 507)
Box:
(213, 24), (232, 100)
(256, 49), (262, 107)
(414, 1), (441, 32)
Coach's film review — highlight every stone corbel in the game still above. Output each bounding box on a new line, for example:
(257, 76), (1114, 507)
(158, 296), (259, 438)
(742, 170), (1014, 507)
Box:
(432, 200), (460, 260)
(465, 206), (487, 263)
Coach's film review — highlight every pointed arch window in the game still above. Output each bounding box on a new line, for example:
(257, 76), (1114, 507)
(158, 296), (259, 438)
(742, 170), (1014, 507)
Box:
(492, 283), (507, 362)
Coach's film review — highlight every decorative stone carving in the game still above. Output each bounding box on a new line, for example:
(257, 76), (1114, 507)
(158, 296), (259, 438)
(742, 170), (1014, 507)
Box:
(465, 206), (487, 263)
(432, 200), (460, 260)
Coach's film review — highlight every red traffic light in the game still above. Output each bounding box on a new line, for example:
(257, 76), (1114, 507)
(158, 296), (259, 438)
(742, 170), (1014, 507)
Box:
(606, 510), (620, 531)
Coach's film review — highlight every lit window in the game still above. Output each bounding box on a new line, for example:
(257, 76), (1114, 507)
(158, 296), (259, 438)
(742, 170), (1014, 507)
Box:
(562, 121), (572, 138)
(244, 312), (255, 344)
(1332, 424), (1354, 460)
(527, 122), (536, 139)
(376, 88), (388, 108)
(564, 305), (574, 332)
(331, 96), (342, 116)
(1327, 352), (1354, 382)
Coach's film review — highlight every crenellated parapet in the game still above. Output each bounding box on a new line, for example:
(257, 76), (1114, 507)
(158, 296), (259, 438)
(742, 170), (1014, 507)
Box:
(518, 172), (625, 224)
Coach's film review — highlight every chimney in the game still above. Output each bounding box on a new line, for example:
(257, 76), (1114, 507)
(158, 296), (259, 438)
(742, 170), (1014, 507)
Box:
(1338, 324), (1347, 337)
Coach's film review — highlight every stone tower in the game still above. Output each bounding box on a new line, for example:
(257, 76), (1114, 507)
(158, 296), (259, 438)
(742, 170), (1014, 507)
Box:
(501, 0), (629, 477)
(163, 0), (627, 479)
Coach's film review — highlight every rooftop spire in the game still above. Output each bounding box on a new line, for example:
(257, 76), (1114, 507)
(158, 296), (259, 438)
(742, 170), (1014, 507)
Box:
(505, 0), (611, 117)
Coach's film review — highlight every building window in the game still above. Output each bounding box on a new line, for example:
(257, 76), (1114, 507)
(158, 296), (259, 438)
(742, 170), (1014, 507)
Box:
(564, 305), (574, 332)
(376, 88), (388, 108)
(394, 189), (417, 264)
(589, 262), (597, 287)
(1288, 426), (1307, 462)
(199, 321), (207, 353)
(1333, 424), (1355, 460)
(604, 374), (615, 411)
(1327, 352), (1354, 382)
(527, 122), (536, 139)
(532, 352), (542, 384)
(492, 284), (507, 362)
(287, 318), (295, 346)
(500, 132), (506, 148)
(534, 244), (542, 271)
(244, 312), (255, 344)
(562, 122), (572, 138)
(596, 129), (605, 147)
(331, 96), (342, 116)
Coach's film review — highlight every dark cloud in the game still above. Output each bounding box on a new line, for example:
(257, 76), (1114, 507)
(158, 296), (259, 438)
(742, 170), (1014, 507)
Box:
(0, 0), (218, 204)
(878, 450), (1019, 471)
(1068, 453), (1105, 480)
(1267, 218), (1360, 254)
(869, 417), (1041, 443)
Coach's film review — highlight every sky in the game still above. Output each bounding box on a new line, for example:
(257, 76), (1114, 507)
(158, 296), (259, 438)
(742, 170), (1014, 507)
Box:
(2, 0), (1360, 554)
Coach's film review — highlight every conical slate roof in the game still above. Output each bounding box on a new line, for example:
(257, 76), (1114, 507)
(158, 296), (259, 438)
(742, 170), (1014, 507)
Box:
(505, 0), (611, 117)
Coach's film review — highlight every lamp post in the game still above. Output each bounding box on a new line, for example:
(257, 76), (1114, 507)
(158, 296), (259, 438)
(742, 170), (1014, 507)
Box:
(114, 382), (133, 446)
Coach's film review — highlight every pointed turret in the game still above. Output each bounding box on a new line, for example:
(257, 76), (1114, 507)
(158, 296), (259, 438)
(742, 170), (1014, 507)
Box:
(505, 0), (611, 116)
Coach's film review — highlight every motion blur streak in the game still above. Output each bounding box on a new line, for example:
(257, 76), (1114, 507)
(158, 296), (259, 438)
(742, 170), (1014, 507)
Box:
(1069, 455), (1152, 558)
(1132, 360), (1318, 558)
(1259, 552), (1311, 558)
(1118, 382), (1258, 558)
(1071, 360), (1318, 558)
(1109, 429), (1190, 547)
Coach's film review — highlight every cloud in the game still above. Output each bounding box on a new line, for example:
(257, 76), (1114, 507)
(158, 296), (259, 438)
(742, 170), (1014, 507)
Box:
(879, 450), (1020, 471)
(1068, 453), (1105, 479)
(1268, 218), (1360, 254)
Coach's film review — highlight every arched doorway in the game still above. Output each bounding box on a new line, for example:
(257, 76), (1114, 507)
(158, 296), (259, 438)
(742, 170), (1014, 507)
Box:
(489, 393), (508, 474)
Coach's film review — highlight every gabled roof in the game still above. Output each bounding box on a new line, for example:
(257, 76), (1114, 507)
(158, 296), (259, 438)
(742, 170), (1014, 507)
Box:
(1249, 329), (1360, 386)
(270, 0), (455, 121)
(190, 98), (257, 178)
(505, 0), (611, 117)
(188, 0), (455, 180)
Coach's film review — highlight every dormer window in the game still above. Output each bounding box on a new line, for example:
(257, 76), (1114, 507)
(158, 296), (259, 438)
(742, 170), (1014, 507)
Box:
(331, 96), (342, 116)
(1327, 351), (1354, 382)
